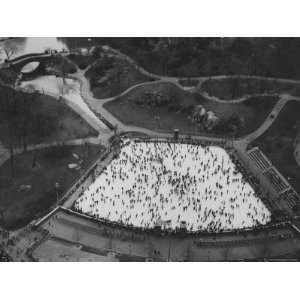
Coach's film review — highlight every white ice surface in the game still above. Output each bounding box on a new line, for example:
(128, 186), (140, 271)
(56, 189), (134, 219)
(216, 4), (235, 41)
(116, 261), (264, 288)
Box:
(21, 61), (40, 73)
(74, 140), (271, 232)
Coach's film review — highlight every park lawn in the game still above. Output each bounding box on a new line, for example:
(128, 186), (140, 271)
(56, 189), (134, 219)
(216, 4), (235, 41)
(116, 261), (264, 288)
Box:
(104, 82), (198, 134)
(254, 101), (300, 194)
(201, 77), (300, 100)
(0, 88), (98, 148)
(85, 55), (153, 99)
(0, 145), (104, 230)
(104, 82), (279, 136)
(33, 94), (98, 142)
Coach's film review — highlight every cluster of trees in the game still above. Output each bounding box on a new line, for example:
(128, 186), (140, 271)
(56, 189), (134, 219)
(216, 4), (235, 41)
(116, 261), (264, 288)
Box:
(189, 104), (243, 134)
(60, 37), (300, 79)
(86, 55), (116, 86)
(45, 56), (77, 75)
(119, 38), (300, 79)
(0, 68), (18, 85)
(0, 86), (56, 176)
(86, 54), (146, 96)
(0, 86), (54, 146)
(190, 105), (219, 131)
(67, 53), (96, 70)
(202, 77), (299, 100)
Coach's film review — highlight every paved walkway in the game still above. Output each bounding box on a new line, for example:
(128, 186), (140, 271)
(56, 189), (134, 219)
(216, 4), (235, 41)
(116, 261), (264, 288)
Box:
(6, 45), (300, 106)
(234, 94), (300, 151)
(73, 66), (300, 150)
(234, 97), (288, 151)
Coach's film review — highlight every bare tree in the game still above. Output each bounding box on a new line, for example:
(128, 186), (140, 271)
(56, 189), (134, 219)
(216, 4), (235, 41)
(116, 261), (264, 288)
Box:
(60, 56), (67, 87)
(165, 37), (179, 49)
(0, 41), (18, 61)
(32, 149), (38, 168)
(0, 209), (4, 226)
(110, 61), (123, 94)
(230, 76), (240, 99)
(153, 39), (169, 75)
(8, 124), (15, 178)
(180, 62), (198, 85)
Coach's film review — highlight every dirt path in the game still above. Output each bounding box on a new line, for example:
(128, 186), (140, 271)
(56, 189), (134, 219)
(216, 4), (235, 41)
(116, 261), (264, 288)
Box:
(73, 67), (300, 149)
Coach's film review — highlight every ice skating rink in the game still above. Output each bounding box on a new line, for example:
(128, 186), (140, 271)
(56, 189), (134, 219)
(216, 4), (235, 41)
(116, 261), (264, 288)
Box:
(74, 140), (271, 232)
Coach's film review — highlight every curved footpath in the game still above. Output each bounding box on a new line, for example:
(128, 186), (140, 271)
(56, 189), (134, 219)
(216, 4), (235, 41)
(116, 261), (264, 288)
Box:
(106, 45), (300, 86)
(3, 46), (300, 169)
(5, 45), (300, 104)
(234, 94), (300, 149)
(106, 45), (300, 102)
(72, 70), (226, 143)
(72, 68), (300, 150)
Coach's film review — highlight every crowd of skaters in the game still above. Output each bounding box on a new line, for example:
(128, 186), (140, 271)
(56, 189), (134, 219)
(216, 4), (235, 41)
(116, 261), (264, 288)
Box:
(74, 139), (271, 233)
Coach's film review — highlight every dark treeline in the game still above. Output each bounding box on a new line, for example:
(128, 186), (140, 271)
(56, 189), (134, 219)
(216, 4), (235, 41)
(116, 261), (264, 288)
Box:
(0, 85), (56, 149)
(59, 37), (300, 79)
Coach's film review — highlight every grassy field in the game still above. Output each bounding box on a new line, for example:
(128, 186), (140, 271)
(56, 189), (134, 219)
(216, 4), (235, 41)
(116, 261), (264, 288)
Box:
(201, 77), (300, 100)
(254, 101), (300, 194)
(0, 87), (98, 148)
(85, 55), (153, 99)
(0, 145), (103, 230)
(200, 95), (279, 136)
(104, 82), (278, 136)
